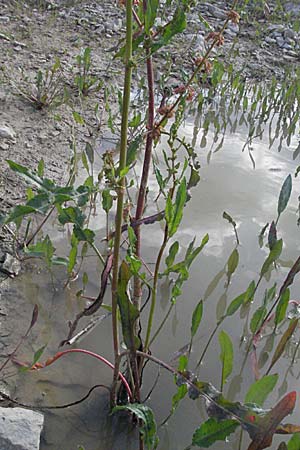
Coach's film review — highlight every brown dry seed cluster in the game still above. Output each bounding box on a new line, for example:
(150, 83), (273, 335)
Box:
(226, 9), (240, 24)
(150, 124), (162, 140)
(157, 104), (175, 118)
(193, 56), (212, 73)
(206, 32), (225, 46)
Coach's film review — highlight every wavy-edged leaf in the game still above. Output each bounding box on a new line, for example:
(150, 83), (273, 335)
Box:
(151, 6), (186, 54)
(113, 403), (159, 450)
(5, 205), (36, 224)
(192, 418), (239, 448)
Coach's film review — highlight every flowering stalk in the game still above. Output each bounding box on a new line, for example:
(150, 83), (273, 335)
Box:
(111, 0), (133, 405)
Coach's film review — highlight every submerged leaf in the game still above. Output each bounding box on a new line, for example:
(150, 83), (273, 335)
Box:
(30, 304), (39, 329)
(267, 319), (298, 374)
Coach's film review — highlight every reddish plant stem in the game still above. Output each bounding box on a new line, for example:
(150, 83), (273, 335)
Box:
(134, 49), (155, 304)
(36, 348), (133, 400)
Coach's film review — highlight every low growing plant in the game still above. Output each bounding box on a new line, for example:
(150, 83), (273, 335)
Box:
(1, 58), (65, 109)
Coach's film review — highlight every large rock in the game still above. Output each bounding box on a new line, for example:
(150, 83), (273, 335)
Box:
(0, 407), (44, 450)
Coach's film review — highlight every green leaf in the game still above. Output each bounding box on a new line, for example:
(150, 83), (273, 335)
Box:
(7, 160), (45, 189)
(145, 0), (159, 34)
(32, 345), (47, 365)
(245, 374), (278, 406)
(165, 194), (174, 226)
(85, 142), (94, 165)
(191, 300), (203, 338)
(5, 205), (36, 224)
(219, 330), (234, 386)
(113, 404), (159, 450)
(227, 248), (239, 277)
(192, 418), (239, 448)
(225, 292), (246, 317)
(117, 261), (139, 351)
(126, 136), (142, 166)
(37, 158), (44, 177)
(244, 280), (256, 305)
(250, 305), (267, 334)
(57, 206), (85, 227)
(171, 384), (188, 413)
(27, 193), (51, 214)
(268, 221), (277, 251)
(73, 226), (95, 243)
(27, 235), (55, 267)
(128, 112), (142, 128)
(170, 179), (187, 237)
(260, 239), (283, 276)
(278, 174), (292, 217)
(72, 111), (85, 125)
(68, 234), (78, 273)
(154, 163), (166, 194)
(275, 288), (290, 326)
(102, 189), (113, 214)
(151, 6), (186, 54)
(288, 433), (300, 450)
(166, 241), (179, 268)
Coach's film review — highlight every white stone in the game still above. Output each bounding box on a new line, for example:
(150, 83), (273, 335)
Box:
(0, 125), (16, 140)
(0, 407), (44, 450)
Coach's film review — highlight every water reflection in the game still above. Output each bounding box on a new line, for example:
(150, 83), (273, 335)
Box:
(2, 99), (300, 449)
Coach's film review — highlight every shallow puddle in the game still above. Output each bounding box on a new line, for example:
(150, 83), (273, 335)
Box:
(2, 106), (300, 450)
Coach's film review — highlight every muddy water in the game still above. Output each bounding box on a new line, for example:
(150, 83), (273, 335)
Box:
(2, 112), (300, 450)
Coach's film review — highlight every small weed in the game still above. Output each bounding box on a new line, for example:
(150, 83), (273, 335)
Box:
(2, 59), (65, 109)
(74, 47), (102, 96)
